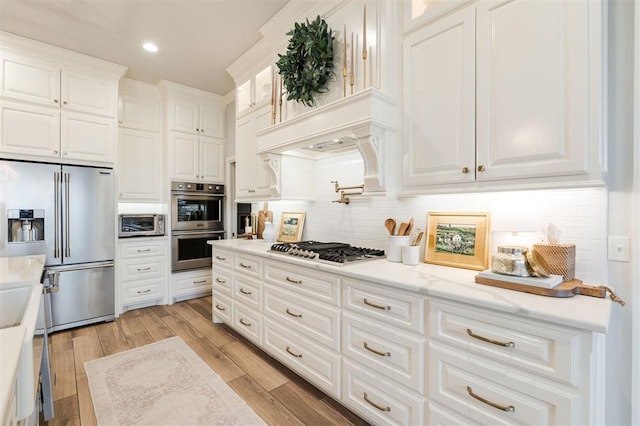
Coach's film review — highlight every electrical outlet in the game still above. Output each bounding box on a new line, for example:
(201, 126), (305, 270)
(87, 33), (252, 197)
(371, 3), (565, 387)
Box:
(608, 236), (630, 262)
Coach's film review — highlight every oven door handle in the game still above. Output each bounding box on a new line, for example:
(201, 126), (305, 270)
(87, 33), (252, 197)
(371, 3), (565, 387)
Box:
(172, 230), (225, 236)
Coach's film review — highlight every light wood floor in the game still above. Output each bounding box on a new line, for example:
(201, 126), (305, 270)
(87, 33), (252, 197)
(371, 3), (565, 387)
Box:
(45, 296), (368, 426)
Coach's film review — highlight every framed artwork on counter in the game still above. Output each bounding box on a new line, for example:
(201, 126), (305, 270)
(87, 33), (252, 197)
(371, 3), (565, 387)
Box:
(277, 211), (305, 242)
(425, 212), (490, 270)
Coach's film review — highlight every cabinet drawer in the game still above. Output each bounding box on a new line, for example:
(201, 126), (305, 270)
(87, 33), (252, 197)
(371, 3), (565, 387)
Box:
(234, 253), (261, 279)
(342, 358), (424, 426)
(264, 260), (340, 305)
(120, 256), (164, 281)
(175, 273), (211, 292)
(212, 292), (232, 324)
(122, 278), (163, 304)
(212, 248), (233, 268)
(428, 299), (581, 385)
(342, 311), (425, 394)
(233, 274), (261, 311)
(263, 318), (340, 398)
(428, 341), (577, 425)
(264, 284), (340, 351)
(212, 267), (232, 296)
(233, 302), (261, 346)
(120, 239), (165, 258)
(343, 278), (425, 335)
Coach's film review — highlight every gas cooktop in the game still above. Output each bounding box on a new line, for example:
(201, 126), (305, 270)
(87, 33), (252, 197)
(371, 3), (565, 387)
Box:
(269, 241), (385, 265)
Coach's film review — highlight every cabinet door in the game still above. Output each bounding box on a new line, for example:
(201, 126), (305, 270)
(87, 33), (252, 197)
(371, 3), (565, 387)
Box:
(236, 78), (252, 116)
(118, 128), (163, 201)
(61, 69), (117, 117)
(402, 6), (476, 188)
(118, 94), (161, 132)
(61, 111), (115, 163)
(169, 132), (199, 180)
(0, 52), (61, 106)
(199, 136), (224, 183)
(199, 105), (224, 138)
(235, 114), (256, 196)
(254, 66), (273, 109)
(476, 0), (591, 181)
(253, 107), (273, 194)
(169, 99), (199, 134)
(0, 101), (60, 159)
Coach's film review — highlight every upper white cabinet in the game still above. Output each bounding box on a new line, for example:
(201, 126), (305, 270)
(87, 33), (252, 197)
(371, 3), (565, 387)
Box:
(118, 79), (161, 132)
(236, 65), (273, 117)
(235, 105), (273, 199)
(404, 0), (475, 32)
(402, 0), (604, 192)
(0, 33), (126, 165)
(159, 80), (225, 183)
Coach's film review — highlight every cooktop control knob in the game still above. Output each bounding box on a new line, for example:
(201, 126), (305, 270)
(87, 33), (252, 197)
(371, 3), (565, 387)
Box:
(186, 184), (192, 189)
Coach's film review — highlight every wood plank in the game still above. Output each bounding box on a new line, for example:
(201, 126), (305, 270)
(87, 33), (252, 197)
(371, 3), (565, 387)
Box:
(228, 375), (303, 426)
(170, 300), (237, 347)
(149, 304), (173, 318)
(159, 304), (204, 343)
(117, 310), (155, 348)
(186, 337), (246, 382)
(185, 297), (213, 320)
(70, 325), (97, 338)
(220, 341), (289, 391)
(48, 394), (80, 426)
(49, 329), (73, 353)
(72, 334), (104, 426)
(135, 306), (176, 341)
(271, 381), (363, 426)
(94, 321), (131, 355)
(50, 348), (76, 401)
(320, 396), (371, 426)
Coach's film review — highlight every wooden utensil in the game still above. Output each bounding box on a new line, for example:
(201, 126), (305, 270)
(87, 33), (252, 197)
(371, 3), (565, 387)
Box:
(412, 231), (423, 246)
(257, 202), (272, 239)
(397, 221), (409, 236)
(404, 218), (414, 236)
(384, 218), (396, 235)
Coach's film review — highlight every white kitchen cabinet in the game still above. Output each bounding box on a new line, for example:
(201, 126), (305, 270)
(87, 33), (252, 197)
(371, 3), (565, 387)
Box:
(168, 98), (224, 139)
(170, 269), (212, 303)
(236, 65), (273, 117)
(61, 110), (115, 163)
(118, 238), (168, 314)
(212, 247), (234, 323)
(235, 105), (272, 199)
(402, 0), (604, 191)
(117, 128), (163, 201)
(168, 132), (224, 183)
(118, 79), (161, 132)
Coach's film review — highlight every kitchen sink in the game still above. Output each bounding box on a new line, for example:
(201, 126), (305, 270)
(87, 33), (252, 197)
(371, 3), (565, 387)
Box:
(0, 283), (43, 420)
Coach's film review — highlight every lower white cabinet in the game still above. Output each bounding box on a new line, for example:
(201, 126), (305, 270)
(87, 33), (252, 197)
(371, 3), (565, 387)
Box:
(170, 269), (212, 302)
(233, 300), (262, 345)
(117, 237), (168, 314)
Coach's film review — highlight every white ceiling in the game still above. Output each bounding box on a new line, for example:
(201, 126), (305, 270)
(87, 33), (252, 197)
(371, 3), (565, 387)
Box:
(0, 0), (290, 96)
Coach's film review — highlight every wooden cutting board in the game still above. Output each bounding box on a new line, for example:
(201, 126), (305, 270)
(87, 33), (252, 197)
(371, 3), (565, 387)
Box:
(474, 275), (606, 299)
(256, 202), (272, 239)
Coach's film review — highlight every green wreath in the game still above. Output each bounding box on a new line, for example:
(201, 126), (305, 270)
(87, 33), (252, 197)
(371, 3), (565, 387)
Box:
(276, 15), (335, 107)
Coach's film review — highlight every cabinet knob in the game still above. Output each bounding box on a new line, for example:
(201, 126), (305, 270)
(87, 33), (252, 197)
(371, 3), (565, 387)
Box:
(462, 167), (470, 174)
(196, 128), (200, 132)
(63, 101), (68, 105)
(201, 128), (205, 133)
(53, 150), (59, 154)
(53, 99), (59, 104)
(119, 120), (123, 124)
(62, 151), (68, 156)
(477, 165), (486, 172)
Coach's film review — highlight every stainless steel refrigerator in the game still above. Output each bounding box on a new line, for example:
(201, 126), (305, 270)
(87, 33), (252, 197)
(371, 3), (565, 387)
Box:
(0, 159), (115, 332)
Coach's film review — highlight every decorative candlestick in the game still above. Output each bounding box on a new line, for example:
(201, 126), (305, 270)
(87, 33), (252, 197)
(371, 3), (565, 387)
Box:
(278, 75), (283, 122)
(343, 25), (347, 97)
(350, 32), (355, 95)
(271, 68), (276, 125)
(362, 4), (367, 90)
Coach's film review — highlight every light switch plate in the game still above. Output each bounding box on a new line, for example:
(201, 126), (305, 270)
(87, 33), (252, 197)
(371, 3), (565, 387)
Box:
(608, 236), (630, 262)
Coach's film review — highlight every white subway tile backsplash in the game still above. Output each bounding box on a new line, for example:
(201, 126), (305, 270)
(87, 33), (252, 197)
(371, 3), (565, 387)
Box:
(258, 154), (608, 284)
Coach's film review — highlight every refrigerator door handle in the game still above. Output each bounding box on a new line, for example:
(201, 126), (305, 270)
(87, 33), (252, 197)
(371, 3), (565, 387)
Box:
(47, 261), (115, 273)
(64, 172), (70, 258)
(54, 172), (60, 259)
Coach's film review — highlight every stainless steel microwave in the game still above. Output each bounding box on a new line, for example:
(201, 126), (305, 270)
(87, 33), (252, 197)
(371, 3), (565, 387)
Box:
(118, 214), (165, 238)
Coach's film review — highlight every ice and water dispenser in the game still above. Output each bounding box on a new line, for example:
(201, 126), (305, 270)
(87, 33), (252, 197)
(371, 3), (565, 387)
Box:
(8, 209), (44, 243)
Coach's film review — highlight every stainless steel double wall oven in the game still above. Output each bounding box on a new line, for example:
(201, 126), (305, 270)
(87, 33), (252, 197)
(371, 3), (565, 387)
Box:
(171, 181), (224, 271)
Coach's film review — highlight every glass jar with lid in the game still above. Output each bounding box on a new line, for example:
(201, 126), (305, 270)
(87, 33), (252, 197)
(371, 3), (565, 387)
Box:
(491, 245), (530, 277)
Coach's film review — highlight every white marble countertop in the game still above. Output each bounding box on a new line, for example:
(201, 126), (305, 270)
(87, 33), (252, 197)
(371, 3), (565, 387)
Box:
(0, 255), (46, 289)
(209, 239), (612, 333)
(0, 325), (26, 425)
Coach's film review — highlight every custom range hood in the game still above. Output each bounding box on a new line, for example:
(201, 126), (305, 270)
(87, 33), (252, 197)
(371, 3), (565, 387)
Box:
(256, 88), (396, 193)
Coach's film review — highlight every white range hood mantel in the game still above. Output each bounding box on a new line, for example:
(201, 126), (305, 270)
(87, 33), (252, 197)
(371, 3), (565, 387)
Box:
(256, 88), (397, 193)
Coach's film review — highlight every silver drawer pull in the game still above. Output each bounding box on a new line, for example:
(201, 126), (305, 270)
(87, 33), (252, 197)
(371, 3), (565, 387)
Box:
(136, 267), (151, 272)
(363, 298), (391, 311)
(136, 248), (151, 253)
(363, 342), (390, 357)
(215, 255), (226, 261)
(193, 280), (207, 284)
(285, 308), (303, 318)
(363, 392), (391, 412)
(136, 289), (151, 294)
(239, 262), (252, 269)
(215, 304), (226, 311)
(285, 346), (303, 358)
(466, 328), (515, 348)
(239, 288), (252, 295)
(466, 386), (515, 412)
(285, 276), (302, 284)
(239, 318), (251, 327)
(215, 278), (226, 284)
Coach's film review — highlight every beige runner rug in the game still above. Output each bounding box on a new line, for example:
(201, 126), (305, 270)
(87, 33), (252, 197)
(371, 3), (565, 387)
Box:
(84, 336), (265, 426)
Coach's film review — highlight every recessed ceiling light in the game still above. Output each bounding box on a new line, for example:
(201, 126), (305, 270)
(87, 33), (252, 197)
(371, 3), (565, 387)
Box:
(143, 42), (158, 53)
